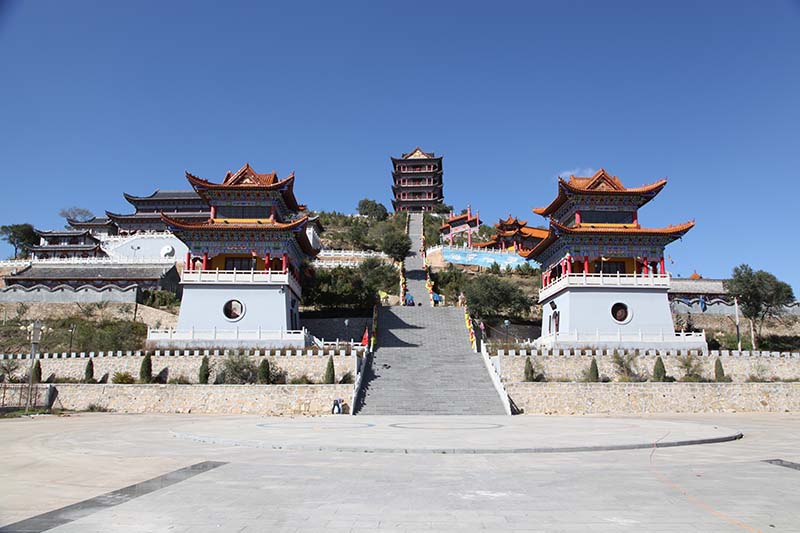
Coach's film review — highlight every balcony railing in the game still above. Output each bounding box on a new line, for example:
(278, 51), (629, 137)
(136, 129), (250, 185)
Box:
(181, 269), (301, 295)
(147, 327), (312, 344)
(539, 272), (670, 301)
(536, 330), (706, 346)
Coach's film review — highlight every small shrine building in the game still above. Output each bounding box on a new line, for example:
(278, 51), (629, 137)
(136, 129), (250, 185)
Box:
(439, 207), (480, 246)
(523, 169), (706, 350)
(474, 216), (549, 253)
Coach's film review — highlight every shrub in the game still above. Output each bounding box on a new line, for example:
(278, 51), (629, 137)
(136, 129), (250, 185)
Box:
(31, 360), (42, 384)
(0, 359), (21, 381)
(85, 403), (109, 412)
(199, 356), (210, 384)
(168, 374), (191, 384)
(139, 354), (152, 384)
(585, 357), (599, 382)
(612, 352), (642, 382)
(339, 371), (354, 384)
(257, 359), (271, 384)
(653, 356), (667, 382)
(290, 374), (314, 385)
(678, 354), (705, 382)
(714, 358), (732, 382)
(219, 354), (257, 384)
(523, 356), (545, 382)
(112, 371), (136, 384)
(323, 356), (335, 384)
(84, 359), (95, 383)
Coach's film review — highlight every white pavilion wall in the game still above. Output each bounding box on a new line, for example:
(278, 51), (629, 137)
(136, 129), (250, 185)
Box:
(176, 283), (296, 331)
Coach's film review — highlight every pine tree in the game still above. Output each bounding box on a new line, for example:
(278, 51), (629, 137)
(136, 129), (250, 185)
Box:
(715, 358), (726, 382)
(653, 356), (666, 382)
(198, 356), (210, 384)
(31, 360), (42, 384)
(84, 359), (94, 383)
(139, 354), (152, 384)
(587, 357), (599, 382)
(258, 359), (271, 384)
(323, 356), (335, 384)
(524, 356), (535, 382)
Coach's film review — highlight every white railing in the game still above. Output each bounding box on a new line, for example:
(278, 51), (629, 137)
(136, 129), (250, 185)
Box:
(480, 340), (512, 415)
(147, 327), (312, 344)
(539, 272), (671, 301)
(317, 250), (387, 258)
(426, 244), (519, 256)
(181, 269), (301, 295)
(100, 231), (176, 244)
(0, 256), (175, 267)
(313, 260), (362, 269)
(537, 329), (706, 345)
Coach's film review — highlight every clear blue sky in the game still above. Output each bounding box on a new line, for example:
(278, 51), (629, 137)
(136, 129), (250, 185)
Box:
(1, 1), (799, 292)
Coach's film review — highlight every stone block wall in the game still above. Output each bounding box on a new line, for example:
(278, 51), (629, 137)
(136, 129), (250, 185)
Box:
(496, 351), (800, 383)
(9, 383), (353, 415)
(2, 352), (357, 384)
(506, 382), (800, 415)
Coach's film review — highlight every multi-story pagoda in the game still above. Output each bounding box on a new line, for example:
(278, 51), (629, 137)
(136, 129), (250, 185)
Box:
(474, 216), (549, 253)
(391, 147), (444, 212)
(27, 229), (107, 260)
(523, 169), (706, 350)
(439, 206), (481, 246)
(147, 163), (322, 348)
(107, 190), (209, 233)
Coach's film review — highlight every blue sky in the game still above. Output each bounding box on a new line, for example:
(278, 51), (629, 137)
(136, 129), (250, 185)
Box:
(1, 1), (799, 292)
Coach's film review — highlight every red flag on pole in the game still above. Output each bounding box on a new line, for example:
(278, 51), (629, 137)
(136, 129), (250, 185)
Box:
(361, 326), (369, 346)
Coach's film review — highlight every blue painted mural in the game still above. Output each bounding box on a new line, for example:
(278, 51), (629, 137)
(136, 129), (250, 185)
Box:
(439, 247), (535, 269)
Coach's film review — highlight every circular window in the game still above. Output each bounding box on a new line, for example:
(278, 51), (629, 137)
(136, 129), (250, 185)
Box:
(611, 302), (629, 323)
(223, 300), (245, 321)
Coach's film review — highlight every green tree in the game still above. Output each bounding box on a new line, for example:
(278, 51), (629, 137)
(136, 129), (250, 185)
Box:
(587, 357), (599, 382)
(219, 355), (257, 384)
(84, 359), (94, 383)
(381, 231), (412, 262)
(653, 356), (667, 382)
(357, 199), (388, 221)
(139, 354), (152, 384)
(524, 357), (535, 382)
(323, 356), (335, 384)
(257, 359), (271, 384)
(464, 275), (532, 319)
(31, 360), (42, 384)
(727, 264), (795, 350)
(0, 223), (37, 258)
(714, 358), (730, 382)
(198, 356), (210, 384)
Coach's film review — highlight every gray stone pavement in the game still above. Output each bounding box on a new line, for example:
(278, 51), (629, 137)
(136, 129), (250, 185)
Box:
(1, 413), (799, 532)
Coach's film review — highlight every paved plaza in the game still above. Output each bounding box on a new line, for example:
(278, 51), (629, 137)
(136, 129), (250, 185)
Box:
(1, 413), (799, 532)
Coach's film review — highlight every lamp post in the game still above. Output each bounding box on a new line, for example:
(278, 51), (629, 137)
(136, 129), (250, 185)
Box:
(503, 319), (511, 349)
(23, 320), (44, 412)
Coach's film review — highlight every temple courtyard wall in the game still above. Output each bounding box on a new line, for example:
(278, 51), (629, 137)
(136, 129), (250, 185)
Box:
(1, 352), (356, 384)
(507, 382), (800, 415)
(495, 351), (800, 383)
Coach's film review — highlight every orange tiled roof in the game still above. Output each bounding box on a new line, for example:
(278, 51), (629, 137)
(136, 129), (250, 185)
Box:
(440, 213), (480, 231)
(185, 164), (300, 211)
(496, 215), (528, 228)
(160, 213), (310, 231)
(520, 218), (694, 260)
(690, 271), (703, 280)
(533, 169), (668, 216)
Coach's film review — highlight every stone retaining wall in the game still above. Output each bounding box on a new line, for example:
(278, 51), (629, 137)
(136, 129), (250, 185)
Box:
(4, 353), (356, 384)
(507, 382), (800, 415)
(17, 383), (353, 415)
(497, 352), (800, 383)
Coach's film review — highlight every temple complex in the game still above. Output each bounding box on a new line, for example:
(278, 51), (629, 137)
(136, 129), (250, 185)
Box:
(391, 147), (444, 212)
(474, 216), (549, 253)
(439, 207), (480, 246)
(523, 169), (706, 350)
(107, 190), (209, 233)
(27, 229), (107, 260)
(147, 163), (322, 348)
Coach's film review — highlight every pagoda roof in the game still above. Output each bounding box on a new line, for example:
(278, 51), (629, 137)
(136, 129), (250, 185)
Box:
(496, 215), (528, 228)
(161, 213), (319, 256)
(27, 244), (104, 253)
(440, 212), (480, 231)
(6, 264), (172, 282)
(106, 210), (209, 221)
(67, 216), (115, 227)
(185, 163), (300, 211)
(520, 219), (695, 261)
(34, 229), (93, 238)
(391, 147), (441, 162)
(533, 169), (668, 217)
(123, 190), (202, 203)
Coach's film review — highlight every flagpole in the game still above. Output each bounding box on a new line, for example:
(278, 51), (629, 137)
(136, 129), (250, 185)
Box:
(734, 297), (742, 352)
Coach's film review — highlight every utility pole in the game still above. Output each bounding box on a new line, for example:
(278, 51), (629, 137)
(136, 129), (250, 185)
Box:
(24, 320), (43, 413)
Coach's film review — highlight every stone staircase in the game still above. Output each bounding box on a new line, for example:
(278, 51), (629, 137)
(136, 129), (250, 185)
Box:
(356, 213), (506, 415)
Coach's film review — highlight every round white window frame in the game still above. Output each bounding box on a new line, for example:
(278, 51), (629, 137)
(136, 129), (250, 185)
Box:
(610, 302), (633, 325)
(222, 299), (246, 322)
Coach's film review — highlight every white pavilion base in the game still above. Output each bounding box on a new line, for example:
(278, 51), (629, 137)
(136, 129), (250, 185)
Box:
(146, 327), (315, 349)
(534, 330), (708, 352)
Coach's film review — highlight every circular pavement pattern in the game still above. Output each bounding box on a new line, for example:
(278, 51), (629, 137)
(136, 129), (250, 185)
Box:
(171, 416), (743, 455)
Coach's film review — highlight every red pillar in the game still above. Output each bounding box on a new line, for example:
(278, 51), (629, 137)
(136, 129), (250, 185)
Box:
(633, 210), (638, 226)
(264, 253), (271, 272)
(566, 256), (572, 274)
(575, 211), (581, 225)
(185, 252), (192, 271)
(282, 253), (288, 273)
(201, 252), (208, 270)
(210, 206), (217, 219)
(584, 255), (589, 274)
(660, 257), (666, 275)
(467, 230), (472, 247)
(643, 257), (649, 277)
